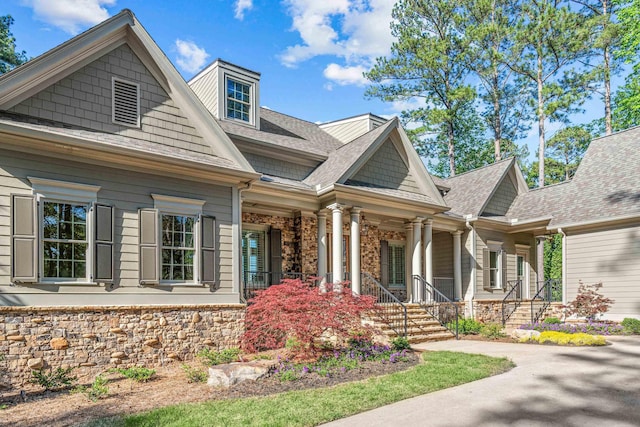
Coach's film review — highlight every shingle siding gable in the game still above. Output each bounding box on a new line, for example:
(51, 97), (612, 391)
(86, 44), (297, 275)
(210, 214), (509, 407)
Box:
(242, 151), (313, 180)
(484, 176), (518, 216)
(8, 44), (212, 157)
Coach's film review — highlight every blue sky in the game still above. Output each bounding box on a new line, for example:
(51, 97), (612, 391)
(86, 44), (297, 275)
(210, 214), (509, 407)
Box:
(2, 0), (622, 164)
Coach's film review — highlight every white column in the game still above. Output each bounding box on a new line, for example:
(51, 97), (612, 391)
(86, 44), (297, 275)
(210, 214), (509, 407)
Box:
(452, 230), (463, 301)
(405, 223), (413, 302)
(536, 236), (546, 291)
(423, 219), (433, 285)
(412, 218), (423, 302)
(317, 211), (327, 290)
(328, 203), (344, 291)
(350, 207), (362, 295)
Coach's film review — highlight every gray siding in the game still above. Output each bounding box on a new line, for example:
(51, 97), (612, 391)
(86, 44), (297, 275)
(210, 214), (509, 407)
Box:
(320, 118), (370, 143)
(242, 151), (313, 180)
(565, 224), (640, 320)
(189, 66), (219, 119)
(433, 231), (453, 278)
(350, 139), (420, 194)
(484, 177), (517, 216)
(0, 149), (237, 306)
(8, 44), (212, 157)
(474, 228), (536, 300)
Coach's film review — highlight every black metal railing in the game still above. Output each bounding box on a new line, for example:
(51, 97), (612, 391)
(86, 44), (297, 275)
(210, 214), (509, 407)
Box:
(433, 277), (455, 301)
(501, 280), (523, 325)
(413, 275), (459, 339)
(361, 272), (407, 338)
(530, 279), (562, 324)
(242, 271), (319, 302)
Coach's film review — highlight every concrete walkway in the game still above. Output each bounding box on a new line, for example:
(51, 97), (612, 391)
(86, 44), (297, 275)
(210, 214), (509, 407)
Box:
(322, 336), (640, 427)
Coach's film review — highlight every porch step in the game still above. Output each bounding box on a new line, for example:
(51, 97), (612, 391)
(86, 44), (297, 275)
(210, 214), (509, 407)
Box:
(370, 303), (455, 344)
(504, 304), (554, 329)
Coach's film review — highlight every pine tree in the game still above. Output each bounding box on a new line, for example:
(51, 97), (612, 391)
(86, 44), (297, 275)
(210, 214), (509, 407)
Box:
(0, 15), (27, 74)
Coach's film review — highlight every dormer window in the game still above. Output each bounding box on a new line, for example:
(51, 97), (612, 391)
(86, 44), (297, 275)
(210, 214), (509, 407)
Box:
(227, 78), (251, 122)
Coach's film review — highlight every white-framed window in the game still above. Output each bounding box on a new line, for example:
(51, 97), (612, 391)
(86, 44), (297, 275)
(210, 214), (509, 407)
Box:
(112, 77), (140, 127)
(29, 177), (101, 283)
(485, 241), (505, 290)
(242, 228), (267, 274)
(226, 77), (251, 123)
(388, 242), (405, 288)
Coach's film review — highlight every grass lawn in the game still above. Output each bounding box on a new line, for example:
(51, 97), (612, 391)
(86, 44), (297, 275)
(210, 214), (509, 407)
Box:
(90, 351), (514, 427)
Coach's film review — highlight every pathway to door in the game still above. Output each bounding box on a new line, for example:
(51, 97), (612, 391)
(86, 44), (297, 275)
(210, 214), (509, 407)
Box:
(322, 336), (640, 427)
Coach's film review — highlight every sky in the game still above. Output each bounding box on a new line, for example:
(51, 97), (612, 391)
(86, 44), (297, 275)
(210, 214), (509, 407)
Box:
(2, 0), (622, 165)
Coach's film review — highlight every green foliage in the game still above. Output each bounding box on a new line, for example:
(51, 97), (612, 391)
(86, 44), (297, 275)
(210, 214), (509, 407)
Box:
(0, 15), (27, 74)
(612, 0), (640, 130)
(181, 364), (208, 383)
(456, 317), (484, 335)
(197, 348), (240, 366)
(112, 367), (156, 383)
(544, 234), (563, 283)
(391, 337), (411, 351)
(621, 318), (640, 334)
(543, 317), (562, 324)
(480, 323), (507, 340)
(73, 375), (109, 402)
(523, 331), (607, 346)
(31, 367), (77, 391)
(547, 126), (592, 180)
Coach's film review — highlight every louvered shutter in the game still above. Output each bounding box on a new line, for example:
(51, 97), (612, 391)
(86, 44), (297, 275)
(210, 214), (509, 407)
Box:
(94, 204), (114, 283)
(10, 194), (38, 283)
(501, 250), (508, 291)
(269, 228), (282, 285)
(201, 215), (216, 285)
(380, 240), (389, 286)
(139, 208), (159, 285)
(482, 248), (491, 291)
(112, 78), (140, 127)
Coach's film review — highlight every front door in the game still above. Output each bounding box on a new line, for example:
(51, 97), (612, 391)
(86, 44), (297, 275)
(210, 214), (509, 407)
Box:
(516, 253), (529, 299)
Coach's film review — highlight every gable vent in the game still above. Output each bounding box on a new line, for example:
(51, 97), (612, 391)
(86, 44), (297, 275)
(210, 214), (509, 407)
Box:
(112, 78), (140, 127)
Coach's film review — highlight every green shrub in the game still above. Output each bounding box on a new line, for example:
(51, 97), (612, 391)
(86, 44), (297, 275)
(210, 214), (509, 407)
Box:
(198, 347), (241, 366)
(621, 318), (640, 334)
(111, 367), (156, 382)
(456, 318), (484, 335)
(391, 337), (411, 351)
(181, 364), (208, 383)
(523, 331), (606, 346)
(73, 375), (109, 402)
(480, 323), (506, 340)
(543, 317), (562, 324)
(31, 367), (77, 391)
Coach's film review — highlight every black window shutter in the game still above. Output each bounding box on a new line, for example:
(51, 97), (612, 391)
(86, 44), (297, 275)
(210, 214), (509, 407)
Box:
(380, 240), (389, 286)
(201, 215), (216, 285)
(270, 228), (282, 285)
(94, 203), (114, 283)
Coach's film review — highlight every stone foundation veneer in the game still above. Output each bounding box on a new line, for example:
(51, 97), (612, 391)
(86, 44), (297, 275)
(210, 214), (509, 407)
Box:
(471, 300), (564, 324)
(0, 305), (245, 391)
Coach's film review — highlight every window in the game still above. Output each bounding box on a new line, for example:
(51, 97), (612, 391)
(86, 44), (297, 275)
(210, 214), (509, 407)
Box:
(242, 229), (266, 274)
(226, 78), (251, 122)
(489, 250), (499, 289)
(483, 241), (505, 291)
(388, 244), (405, 287)
(10, 177), (113, 285)
(112, 78), (140, 127)
(161, 215), (195, 281)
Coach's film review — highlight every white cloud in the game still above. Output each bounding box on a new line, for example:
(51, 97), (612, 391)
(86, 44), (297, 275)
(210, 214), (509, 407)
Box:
(175, 39), (210, 74)
(323, 63), (368, 86)
(279, 0), (395, 69)
(24, 0), (116, 34)
(234, 0), (253, 20)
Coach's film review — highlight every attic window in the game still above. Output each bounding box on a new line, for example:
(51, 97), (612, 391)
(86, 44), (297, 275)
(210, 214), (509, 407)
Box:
(226, 78), (251, 122)
(112, 78), (140, 127)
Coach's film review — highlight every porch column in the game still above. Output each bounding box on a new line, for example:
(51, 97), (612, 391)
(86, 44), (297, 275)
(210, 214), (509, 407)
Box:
(423, 219), (433, 285)
(536, 236), (546, 290)
(350, 207), (362, 295)
(412, 217), (424, 302)
(452, 230), (463, 301)
(317, 211), (327, 290)
(328, 203), (344, 291)
(405, 223), (413, 302)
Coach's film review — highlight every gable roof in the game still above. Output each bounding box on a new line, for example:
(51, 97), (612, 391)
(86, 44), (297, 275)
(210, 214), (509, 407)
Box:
(0, 9), (254, 174)
(442, 158), (516, 217)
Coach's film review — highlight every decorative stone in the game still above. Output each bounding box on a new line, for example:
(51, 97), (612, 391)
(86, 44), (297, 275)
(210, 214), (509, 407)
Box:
(144, 338), (160, 346)
(208, 361), (271, 388)
(167, 353), (181, 360)
(192, 312), (201, 323)
(7, 335), (25, 342)
(32, 318), (45, 324)
(111, 351), (126, 359)
(146, 321), (157, 329)
(27, 358), (43, 370)
(81, 362), (97, 367)
(177, 331), (187, 340)
(203, 339), (214, 346)
(159, 317), (168, 326)
(110, 358), (121, 365)
(6, 330), (20, 337)
(50, 337), (68, 349)
(82, 333), (96, 339)
(511, 329), (541, 340)
(141, 313), (153, 321)
(110, 327), (125, 334)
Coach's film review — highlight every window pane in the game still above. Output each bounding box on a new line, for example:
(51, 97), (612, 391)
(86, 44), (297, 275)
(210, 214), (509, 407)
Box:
(74, 261), (86, 278)
(161, 214), (196, 281)
(242, 230), (265, 273)
(490, 251), (497, 269)
(73, 223), (86, 240)
(59, 261), (72, 278)
(44, 260), (57, 278)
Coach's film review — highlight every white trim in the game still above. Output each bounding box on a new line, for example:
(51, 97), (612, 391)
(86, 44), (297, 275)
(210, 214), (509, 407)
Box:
(223, 73), (257, 127)
(29, 177), (101, 203)
(515, 243), (531, 250)
(516, 249), (530, 299)
(151, 194), (205, 216)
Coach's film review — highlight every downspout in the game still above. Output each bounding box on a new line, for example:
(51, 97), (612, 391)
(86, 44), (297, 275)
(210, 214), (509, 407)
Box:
(558, 228), (567, 306)
(465, 219), (476, 319)
(235, 180), (254, 303)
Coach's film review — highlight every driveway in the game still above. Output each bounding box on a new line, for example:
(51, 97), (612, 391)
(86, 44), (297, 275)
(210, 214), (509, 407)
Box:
(322, 336), (640, 427)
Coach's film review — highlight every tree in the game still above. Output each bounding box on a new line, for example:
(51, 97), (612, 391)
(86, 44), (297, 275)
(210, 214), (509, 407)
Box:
(547, 125), (591, 180)
(366, 0), (476, 176)
(0, 15), (27, 74)
(612, 0), (640, 130)
(460, 0), (532, 161)
(505, 0), (591, 187)
(544, 233), (563, 280)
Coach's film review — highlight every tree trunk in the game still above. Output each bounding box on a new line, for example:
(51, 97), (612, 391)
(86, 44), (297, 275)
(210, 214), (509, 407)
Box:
(493, 68), (502, 161)
(603, 0), (612, 135)
(448, 120), (456, 177)
(537, 54), (545, 188)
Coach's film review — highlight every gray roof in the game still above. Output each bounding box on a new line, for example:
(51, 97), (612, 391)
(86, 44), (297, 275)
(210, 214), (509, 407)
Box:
(506, 181), (571, 221)
(0, 112), (241, 170)
(304, 119), (397, 188)
(442, 158), (515, 216)
(340, 183), (442, 206)
(217, 107), (343, 158)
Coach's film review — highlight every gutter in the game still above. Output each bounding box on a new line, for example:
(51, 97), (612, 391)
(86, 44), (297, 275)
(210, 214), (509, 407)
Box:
(549, 212), (640, 231)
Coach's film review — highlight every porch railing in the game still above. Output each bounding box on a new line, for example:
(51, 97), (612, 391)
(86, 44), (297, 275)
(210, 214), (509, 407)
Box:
(530, 279), (562, 324)
(361, 272), (407, 338)
(413, 275), (459, 339)
(433, 277), (455, 301)
(242, 271), (319, 302)
(501, 280), (523, 325)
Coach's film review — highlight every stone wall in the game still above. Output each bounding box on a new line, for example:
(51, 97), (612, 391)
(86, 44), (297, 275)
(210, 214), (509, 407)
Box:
(471, 301), (565, 324)
(0, 305), (245, 391)
(242, 212), (296, 272)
